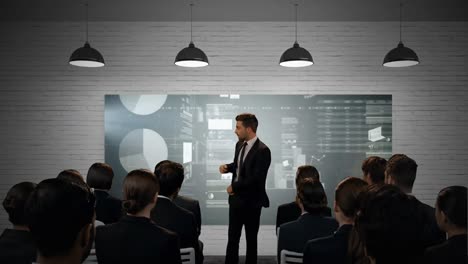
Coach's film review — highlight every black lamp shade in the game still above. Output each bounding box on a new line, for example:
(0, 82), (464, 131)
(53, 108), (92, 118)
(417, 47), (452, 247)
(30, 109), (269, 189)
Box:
(383, 42), (419, 67)
(175, 42), (209, 67)
(69, 42), (105, 67)
(280, 42), (313, 67)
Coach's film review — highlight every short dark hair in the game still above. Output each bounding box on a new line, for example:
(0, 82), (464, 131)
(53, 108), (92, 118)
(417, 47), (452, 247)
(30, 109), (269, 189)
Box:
(362, 156), (387, 184)
(356, 184), (424, 262)
(156, 162), (184, 196)
(235, 113), (258, 133)
(437, 186), (467, 228)
(154, 160), (172, 177)
(385, 154), (418, 190)
(335, 177), (368, 218)
(297, 178), (328, 214)
(25, 178), (95, 258)
(123, 169), (159, 214)
(57, 169), (85, 186)
(86, 163), (114, 190)
(2, 182), (36, 226)
(296, 165), (320, 186)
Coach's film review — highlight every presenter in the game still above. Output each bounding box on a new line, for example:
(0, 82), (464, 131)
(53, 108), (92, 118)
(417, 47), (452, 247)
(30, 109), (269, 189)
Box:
(220, 113), (271, 264)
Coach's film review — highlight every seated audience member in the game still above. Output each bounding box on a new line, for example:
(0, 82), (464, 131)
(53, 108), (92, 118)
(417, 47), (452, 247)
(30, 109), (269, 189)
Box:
(151, 162), (203, 264)
(346, 225), (371, 264)
(361, 156), (387, 185)
(56, 169), (86, 185)
(276, 165), (331, 233)
(277, 179), (338, 263)
(0, 182), (37, 264)
(25, 178), (95, 264)
(303, 177), (368, 264)
(356, 184), (425, 264)
(424, 186), (467, 264)
(95, 169), (180, 263)
(385, 154), (445, 248)
(155, 160), (202, 236)
(86, 162), (122, 224)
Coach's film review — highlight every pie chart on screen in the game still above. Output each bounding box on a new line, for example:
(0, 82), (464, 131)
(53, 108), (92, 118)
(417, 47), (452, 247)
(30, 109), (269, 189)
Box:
(119, 94), (167, 115)
(119, 128), (168, 172)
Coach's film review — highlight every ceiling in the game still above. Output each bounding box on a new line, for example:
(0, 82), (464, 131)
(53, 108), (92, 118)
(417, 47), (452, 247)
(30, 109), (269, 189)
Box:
(1, 0), (467, 22)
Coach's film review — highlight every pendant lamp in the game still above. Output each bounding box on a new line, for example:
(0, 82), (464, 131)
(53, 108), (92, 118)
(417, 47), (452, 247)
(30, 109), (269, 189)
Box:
(383, 2), (419, 67)
(69, 1), (105, 67)
(280, 3), (313, 67)
(175, 3), (209, 67)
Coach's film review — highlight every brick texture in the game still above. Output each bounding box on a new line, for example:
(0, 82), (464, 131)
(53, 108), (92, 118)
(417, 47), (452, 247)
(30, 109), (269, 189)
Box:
(0, 21), (467, 255)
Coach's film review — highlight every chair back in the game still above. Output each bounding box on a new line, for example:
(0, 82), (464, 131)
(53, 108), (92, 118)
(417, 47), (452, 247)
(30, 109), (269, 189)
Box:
(280, 249), (303, 264)
(180, 247), (196, 264)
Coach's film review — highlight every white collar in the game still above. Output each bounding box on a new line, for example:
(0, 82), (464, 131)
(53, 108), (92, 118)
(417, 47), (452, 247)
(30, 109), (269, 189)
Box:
(157, 195), (171, 200)
(245, 136), (258, 146)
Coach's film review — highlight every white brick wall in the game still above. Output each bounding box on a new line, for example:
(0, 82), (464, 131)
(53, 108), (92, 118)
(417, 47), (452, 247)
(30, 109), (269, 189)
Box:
(0, 21), (467, 255)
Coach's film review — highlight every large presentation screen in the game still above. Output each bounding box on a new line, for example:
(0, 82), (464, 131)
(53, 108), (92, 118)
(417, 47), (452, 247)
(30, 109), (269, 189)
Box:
(105, 94), (392, 224)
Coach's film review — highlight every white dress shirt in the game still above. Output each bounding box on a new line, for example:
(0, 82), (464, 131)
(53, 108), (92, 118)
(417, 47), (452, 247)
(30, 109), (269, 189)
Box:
(235, 136), (258, 181)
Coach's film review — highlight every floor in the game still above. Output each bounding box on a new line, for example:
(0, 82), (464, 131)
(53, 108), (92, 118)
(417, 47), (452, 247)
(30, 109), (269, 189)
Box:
(204, 256), (277, 264)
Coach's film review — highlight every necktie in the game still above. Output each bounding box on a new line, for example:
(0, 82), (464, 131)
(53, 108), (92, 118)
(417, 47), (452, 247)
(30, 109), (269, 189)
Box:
(238, 142), (248, 179)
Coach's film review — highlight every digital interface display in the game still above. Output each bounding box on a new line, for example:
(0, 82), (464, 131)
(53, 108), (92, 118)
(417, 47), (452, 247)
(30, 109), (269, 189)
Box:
(105, 94), (392, 224)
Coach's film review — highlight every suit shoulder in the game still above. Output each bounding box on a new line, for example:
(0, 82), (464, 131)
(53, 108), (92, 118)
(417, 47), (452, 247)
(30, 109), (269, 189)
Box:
(153, 224), (178, 238)
(305, 234), (335, 251)
(108, 195), (122, 203)
(410, 196), (434, 209)
(176, 195), (198, 205)
(260, 141), (270, 151)
(95, 221), (121, 239)
(323, 217), (339, 226)
(279, 218), (300, 231)
(278, 202), (297, 211)
(324, 216), (338, 222)
(175, 202), (195, 216)
(257, 142), (271, 157)
(173, 203), (196, 223)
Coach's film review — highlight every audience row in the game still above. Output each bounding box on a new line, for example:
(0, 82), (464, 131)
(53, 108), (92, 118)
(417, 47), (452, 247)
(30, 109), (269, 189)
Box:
(0, 160), (202, 264)
(276, 154), (466, 264)
(0, 154), (466, 264)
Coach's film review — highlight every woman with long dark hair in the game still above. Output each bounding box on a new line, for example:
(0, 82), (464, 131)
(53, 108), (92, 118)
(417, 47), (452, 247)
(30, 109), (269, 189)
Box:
(95, 169), (181, 264)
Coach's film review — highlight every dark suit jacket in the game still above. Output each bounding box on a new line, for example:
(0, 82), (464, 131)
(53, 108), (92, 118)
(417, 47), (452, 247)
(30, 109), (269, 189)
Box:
(277, 213), (338, 263)
(94, 190), (123, 224)
(95, 215), (181, 264)
(151, 197), (202, 264)
(411, 196), (446, 249)
(173, 195), (202, 236)
(276, 201), (332, 233)
(0, 229), (36, 264)
(424, 234), (467, 264)
(303, 224), (353, 264)
(226, 138), (271, 208)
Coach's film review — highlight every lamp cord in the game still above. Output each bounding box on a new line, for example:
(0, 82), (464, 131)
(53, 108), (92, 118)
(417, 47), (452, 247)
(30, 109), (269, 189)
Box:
(399, 1), (402, 43)
(295, 3), (298, 43)
(85, 1), (89, 43)
(190, 3), (193, 43)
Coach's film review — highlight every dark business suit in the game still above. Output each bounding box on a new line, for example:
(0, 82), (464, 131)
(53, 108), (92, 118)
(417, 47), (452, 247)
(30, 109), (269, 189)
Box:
(303, 224), (353, 264)
(424, 234), (467, 264)
(174, 195), (202, 236)
(94, 189), (123, 224)
(95, 215), (181, 264)
(276, 201), (332, 233)
(151, 196), (203, 264)
(0, 229), (36, 264)
(277, 213), (338, 263)
(225, 138), (271, 264)
(410, 196), (446, 249)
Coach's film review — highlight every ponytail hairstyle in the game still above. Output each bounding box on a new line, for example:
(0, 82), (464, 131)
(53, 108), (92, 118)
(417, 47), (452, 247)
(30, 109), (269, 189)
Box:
(123, 169), (159, 214)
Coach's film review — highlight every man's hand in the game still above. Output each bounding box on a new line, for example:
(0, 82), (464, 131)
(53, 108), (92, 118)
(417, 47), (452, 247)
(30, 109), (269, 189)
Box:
(219, 164), (228, 174)
(227, 185), (234, 195)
